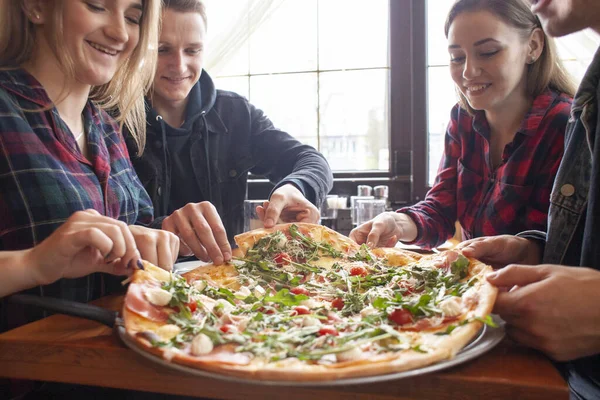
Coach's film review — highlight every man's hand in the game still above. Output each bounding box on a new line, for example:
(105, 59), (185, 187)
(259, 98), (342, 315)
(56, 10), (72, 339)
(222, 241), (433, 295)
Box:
(458, 235), (542, 269)
(27, 210), (142, 286)
(350, 212), (417, 248)
(128, 225), (179, 270)
(487, 264), (600, 361)
(161, 202), (231, 265)
(257, 184), (320, 228)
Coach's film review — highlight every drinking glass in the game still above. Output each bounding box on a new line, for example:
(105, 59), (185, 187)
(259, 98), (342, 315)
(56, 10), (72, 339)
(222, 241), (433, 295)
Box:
(243, 200), (266, 232)
(354, 198), (387, 226)
(350, 195), (375, 226)
(320, 194), (339, 230)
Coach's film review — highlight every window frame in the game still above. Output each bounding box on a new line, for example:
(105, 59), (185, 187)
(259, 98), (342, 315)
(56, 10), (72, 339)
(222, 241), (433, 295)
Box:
(248, 0), (429, 207)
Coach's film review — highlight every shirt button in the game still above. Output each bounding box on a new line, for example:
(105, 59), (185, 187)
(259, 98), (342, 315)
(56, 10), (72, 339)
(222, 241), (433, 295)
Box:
(229, 169), (237, 178)
(157, 186), (162, 196)
(560, 184), (575, 197)
(154, 141), (163, 149)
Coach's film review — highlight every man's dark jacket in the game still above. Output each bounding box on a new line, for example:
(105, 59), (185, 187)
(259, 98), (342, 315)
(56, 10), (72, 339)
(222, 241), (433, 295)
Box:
(125, 70), (333, 242)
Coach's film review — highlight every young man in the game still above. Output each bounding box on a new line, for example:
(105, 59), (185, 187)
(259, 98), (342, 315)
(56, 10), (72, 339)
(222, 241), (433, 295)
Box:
(127, 0), (333, 266)
(460, 1), (600, 399)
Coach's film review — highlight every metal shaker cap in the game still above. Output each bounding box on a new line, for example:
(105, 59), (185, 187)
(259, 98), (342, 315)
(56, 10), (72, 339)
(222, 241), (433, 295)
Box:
(357, 185), (372, 196)
(374, 185), (389, 199)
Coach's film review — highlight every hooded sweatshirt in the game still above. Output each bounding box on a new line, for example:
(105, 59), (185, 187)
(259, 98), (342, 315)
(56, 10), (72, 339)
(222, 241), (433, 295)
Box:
(127, 70), (333, 242)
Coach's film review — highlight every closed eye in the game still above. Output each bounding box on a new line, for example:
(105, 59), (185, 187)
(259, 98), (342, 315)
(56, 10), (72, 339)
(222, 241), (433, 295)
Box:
(126, 16), (141, 25)
(86, 2), (105, 12)
(480, 50), (499, 58)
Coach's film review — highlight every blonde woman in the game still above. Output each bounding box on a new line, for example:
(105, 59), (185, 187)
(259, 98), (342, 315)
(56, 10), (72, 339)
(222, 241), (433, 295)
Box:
(0, 0), (179, 331)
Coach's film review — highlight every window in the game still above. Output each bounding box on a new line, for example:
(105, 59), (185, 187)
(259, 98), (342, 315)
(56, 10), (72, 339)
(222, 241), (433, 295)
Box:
(202, 0), (600, 205)
(426, 1), (600, 186)
(204, 0), (390, 172)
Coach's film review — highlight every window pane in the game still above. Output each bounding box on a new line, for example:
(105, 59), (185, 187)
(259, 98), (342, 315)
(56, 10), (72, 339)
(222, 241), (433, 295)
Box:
(213, 76), (250, 99)
(318, 0), (389, 70)
(250, 73), (318, 149)
(249, 0), (318, 74)
(204, 0), (250, 76)
(426, 1), (454, 66)
(555, 30), (600, 62)
(427, 66), (457, 185)
(319, 69), (389, 170)
(202, 0), (391, 173)
(556, 30), (600, 82)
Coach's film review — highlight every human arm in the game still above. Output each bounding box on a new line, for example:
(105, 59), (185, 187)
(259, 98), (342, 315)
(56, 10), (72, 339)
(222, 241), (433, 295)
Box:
(246, 102), (333, 223)
(397, 109), (466, 248)
(486, 264), (600, 361)
(353, 107), (463, 249)
(0, 210), (142, 298)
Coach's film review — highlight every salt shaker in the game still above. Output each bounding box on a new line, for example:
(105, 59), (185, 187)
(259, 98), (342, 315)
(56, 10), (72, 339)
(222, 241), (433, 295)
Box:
(357, 185), (373, 197)
(374, 185), (389, 209)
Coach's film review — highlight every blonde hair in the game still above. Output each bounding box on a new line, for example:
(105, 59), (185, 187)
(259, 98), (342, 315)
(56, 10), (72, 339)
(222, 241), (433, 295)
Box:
(444, 0), (577, 115)
(0, 0), (161, 154)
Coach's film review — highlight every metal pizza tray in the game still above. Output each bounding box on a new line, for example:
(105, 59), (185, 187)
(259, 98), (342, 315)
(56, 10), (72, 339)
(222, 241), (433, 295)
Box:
(118, 315), (505, 387)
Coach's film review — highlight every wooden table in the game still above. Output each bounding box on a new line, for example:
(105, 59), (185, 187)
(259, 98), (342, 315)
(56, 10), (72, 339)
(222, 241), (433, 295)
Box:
(0, 295), (568, 400)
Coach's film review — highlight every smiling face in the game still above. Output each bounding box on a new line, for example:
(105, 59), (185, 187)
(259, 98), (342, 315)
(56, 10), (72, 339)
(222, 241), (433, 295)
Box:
(447, 10), (533, 114)
(530, 0), (600, 37)
(152, 9), (206, 109)
(56, 0), (143, 86)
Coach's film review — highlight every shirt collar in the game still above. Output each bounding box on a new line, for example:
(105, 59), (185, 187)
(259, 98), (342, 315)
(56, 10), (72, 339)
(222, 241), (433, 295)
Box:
(0, 68), (105, 136)
(0, 68), (53, 107)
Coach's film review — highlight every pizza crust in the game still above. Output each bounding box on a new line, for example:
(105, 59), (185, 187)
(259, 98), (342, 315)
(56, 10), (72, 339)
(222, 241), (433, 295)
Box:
(370, 247), (423, 264)
(234, 223), (361, 256)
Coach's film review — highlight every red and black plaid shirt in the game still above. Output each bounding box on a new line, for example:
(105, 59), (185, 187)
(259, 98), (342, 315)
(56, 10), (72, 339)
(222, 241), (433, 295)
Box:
(399, 89), (572, 249)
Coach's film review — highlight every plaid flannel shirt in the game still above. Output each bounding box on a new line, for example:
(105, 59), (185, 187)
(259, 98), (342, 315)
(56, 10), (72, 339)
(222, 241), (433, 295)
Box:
(0, 68), (154, 251)
(0, 69), (155, 331)
(399, 89), (572, 249)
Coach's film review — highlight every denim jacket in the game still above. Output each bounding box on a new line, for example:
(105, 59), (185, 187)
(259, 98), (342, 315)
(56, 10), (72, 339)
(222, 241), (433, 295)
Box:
(542, 48), (600, 264)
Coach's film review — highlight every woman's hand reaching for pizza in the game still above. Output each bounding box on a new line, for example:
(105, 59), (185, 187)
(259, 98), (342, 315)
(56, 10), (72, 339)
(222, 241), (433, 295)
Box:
(161, 202), (231, 266)
(128, 225), (179, 271)
(1, 210), (142, 297)
(487, 264), (600, 361)
(257, 184), (320, 228)
(350, 212), (418, 248)
(458, 235), (543, 269)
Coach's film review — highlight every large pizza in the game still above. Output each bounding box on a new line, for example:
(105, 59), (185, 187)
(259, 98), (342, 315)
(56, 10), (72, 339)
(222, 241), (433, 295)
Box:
(123, 223), (497, 381)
